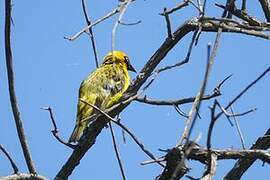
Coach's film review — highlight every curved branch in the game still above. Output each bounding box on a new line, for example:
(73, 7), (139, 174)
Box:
(0, 144), (19, 174)
(4, 0), (36, 174)
(258, 0), (270, 22)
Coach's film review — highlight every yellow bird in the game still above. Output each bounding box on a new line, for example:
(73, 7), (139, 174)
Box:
(69, 50), (136, 143)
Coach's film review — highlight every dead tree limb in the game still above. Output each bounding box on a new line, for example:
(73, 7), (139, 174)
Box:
(4, 0), (36, 174)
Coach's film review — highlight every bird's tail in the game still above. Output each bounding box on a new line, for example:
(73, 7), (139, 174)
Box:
(68, 122), (86, 143)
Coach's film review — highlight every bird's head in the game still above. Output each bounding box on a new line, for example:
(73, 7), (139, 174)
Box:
(103, 51), (136, 72)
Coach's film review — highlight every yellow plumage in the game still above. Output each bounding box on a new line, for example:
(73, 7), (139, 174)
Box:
(69, 51), (136, 143)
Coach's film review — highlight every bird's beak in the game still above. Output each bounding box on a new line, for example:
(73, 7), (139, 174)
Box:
(127, 62), (136, 73)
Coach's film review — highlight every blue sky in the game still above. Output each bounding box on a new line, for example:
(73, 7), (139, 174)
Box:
(0, 1), (269, 179)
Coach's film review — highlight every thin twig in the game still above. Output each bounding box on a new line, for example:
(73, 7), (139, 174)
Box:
(160, 1), (189, 16)
(174, 105), (189, 118)
(215, 3), (262, 26)
(156, 30), (198, 74)
(196, 0), (203, 13)
(109, 122), (126, 180)
(0, 144), (19, 174)
(216, 101), (256, 119)
(41, 107), (76, 149)
(136, 90), (221, 106)
(81, 0), (99, 67)
(205, 100), (218, 177)
(189, 0), (203, 13)
(230, 106), (246, 149)
(192, 28), (222, 177)
(163, 8), (173, 39)
(141, 157), (166, 166)
(79, 99), (165, 167)
(66, 7), (120, 41)
(224, 128), (270, 179)
(216, 66), (270, 120)
(178, 27), (222, 146)
(202, 0), (207, 15)
(119, 20), (141, 26)
(112, 0), (133, 52)
(4, 0), (36, 174)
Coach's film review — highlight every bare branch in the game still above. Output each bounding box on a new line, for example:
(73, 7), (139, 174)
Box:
(216, 66), (270, 120)
(108, 122), (126, 180)
(163, 8), (174, 39)
(135, 91), (221, 106)
(112, 0), (133, 52)
(160, 1), (189, 16)
(230, 106), (246, 149)
(119, 20), (141, 26)
(111, 120), (165, 168)
(81, 0), (99, 67)
(156, 30), (198, 74)
(215, 3), (263, 26)
(41, 107), (76, 149)
(0, 144), (19, 174)
(0, 173), (47, 180)
(80, 99), (165, 168)
(174, 105), (189, 118)
(178, 27), (222, 146)
(65, 7), (120, 41)
(4, 0), (36, 174)
(157, 148), (188, 180)
(241, 0), (246, 11)
(259, 0), (270, 22)
(201, 153), (217, 180)
(189, 148), (270, 164)
(224, 128), (270, 179)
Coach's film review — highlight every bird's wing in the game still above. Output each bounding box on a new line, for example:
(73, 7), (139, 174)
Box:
(69, 65), (128, 142)
(101, 65), (128, 108)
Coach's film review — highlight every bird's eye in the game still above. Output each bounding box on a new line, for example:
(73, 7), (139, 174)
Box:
(124, 56), (129, 61)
